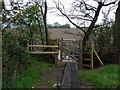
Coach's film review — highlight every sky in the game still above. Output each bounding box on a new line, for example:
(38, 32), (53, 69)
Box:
(47, 0), (75, 27)
(47, 0), (118, 28)
(3, 0), (118, 28)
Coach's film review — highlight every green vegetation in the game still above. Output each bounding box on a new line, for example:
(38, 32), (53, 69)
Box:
(11, 58), (54, 88)
(2, 1), (52, 88)
(78, 64), (119, 88)
(48, 22), (70, 28)
(3, 53), (55, 88)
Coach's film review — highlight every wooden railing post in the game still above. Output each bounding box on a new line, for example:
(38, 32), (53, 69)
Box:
(79, 39), (83, 69)
(91, 44), (94, 69)
(59, 39), (63, 62)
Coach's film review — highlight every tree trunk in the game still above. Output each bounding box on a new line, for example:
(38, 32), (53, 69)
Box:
(43, 1), (49, 45)
(83, 2), (102, 46)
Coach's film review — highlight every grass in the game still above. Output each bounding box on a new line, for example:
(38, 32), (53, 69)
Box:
(78, 64), (119, 88)
(11, 58), (55, 88)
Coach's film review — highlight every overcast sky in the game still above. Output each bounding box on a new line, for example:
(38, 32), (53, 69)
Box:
(47, 0), (117, 28)
(4, 0), (118, 28)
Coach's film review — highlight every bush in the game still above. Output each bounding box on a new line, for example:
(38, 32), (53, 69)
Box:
(2, 30), (30, 88)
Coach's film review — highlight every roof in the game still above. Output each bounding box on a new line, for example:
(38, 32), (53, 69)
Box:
(48, 28), (84, 40)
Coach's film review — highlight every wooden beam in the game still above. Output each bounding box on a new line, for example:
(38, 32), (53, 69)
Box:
(30, 52), (58, 54)
(91, 45), (94, 69)
(93, 49), (104, 66)
(64, 51), (79, 61)
(28, 45), (58, 48)
(83, 58), (91, 61)
(60, 40), (80, 43)
(79, 40), (83, 69)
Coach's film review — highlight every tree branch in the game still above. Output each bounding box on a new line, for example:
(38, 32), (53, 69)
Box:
(83, 2), (97, 11)
(69, 15), (93, 21)
(55, 3), (86, 34)
(103, 2), (115, 6)
(35, 2), (44, 16)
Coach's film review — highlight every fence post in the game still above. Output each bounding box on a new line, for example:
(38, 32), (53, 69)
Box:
(79, 39), (83, 69)
(91, 44), (94, 69)
(59, 39), (63, 62)
(55, 39), (59, 65)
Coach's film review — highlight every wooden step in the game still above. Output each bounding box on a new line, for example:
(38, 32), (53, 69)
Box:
(83, 58), (91, 61)
(83, 64), (91, 67)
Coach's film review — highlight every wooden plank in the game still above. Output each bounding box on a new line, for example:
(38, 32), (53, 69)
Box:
(83, 58), (91, 61)
(79, 40), (83, 68)
(62, 43), (79, 46)
(71, 70), (80, 88)
(62, 59), (79, 61)
(71, 63), (80, 88)
(61, 63), (80, 88)
(28, 45), (59, 48)
(30, 52), (58, 54)
(59, 39), (63, 61)
(61, 63), (71, 88)
(71, 63), (77, 71)
(63, 54), (79, 57)
(91, 45), (93, 69)
(93, 49), (104, 66)
(60, 40), (80, 43)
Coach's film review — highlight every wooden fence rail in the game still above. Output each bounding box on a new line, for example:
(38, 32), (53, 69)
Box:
(28, 45), (59, 54)
(28, 45), (59, 48)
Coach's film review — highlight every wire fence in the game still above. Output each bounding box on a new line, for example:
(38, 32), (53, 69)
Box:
(94, 48), (119, 67)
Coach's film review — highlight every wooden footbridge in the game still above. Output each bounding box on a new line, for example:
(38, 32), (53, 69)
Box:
(28, 39), (103, 88)
(61, 62), (80, 88)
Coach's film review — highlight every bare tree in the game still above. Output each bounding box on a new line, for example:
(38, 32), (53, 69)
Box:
(55, 0), (117, 46)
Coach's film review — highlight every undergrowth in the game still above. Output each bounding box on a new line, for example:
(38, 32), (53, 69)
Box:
(11, 58), (55, 88)
(78, 64), (119, 88)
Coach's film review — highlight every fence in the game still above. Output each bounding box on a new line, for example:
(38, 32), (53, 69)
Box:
(28, 39), (119, 68)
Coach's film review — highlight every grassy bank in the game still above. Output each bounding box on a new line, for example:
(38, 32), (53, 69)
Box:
(78, 64), (119, 88)
(10, 58), (55, 88)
